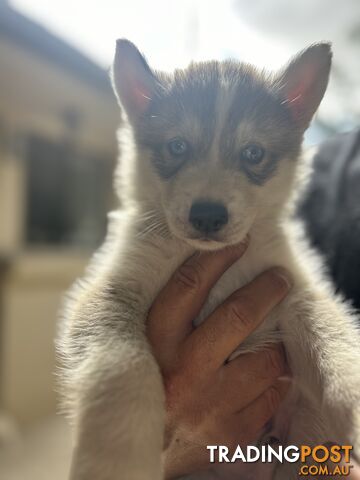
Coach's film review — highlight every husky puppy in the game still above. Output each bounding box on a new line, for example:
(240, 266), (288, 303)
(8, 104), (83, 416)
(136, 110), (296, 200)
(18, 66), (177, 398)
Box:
(58, 40), (360, 480)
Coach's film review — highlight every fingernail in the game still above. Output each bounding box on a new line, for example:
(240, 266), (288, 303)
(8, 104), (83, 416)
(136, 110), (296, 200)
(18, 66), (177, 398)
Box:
(272, 267), (293, 290)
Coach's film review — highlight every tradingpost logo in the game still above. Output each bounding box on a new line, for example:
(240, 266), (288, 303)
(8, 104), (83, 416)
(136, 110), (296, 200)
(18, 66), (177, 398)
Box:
(207, 444), (354, 476)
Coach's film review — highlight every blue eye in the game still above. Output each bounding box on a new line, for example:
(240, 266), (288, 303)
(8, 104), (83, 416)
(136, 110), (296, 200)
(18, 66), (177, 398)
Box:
(240, 145), (265, 165)
(167, 138), (189, 156)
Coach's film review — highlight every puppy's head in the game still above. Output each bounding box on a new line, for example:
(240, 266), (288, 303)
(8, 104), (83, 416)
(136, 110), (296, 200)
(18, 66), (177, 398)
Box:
(112, 40), (331, 250)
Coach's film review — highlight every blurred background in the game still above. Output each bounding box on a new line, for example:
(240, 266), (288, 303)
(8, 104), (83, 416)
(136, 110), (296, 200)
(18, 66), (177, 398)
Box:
(0, 0), (359, 478)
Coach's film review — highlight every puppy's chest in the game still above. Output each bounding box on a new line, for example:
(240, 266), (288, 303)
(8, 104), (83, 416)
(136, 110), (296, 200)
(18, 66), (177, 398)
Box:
(192, 257), (287, 354)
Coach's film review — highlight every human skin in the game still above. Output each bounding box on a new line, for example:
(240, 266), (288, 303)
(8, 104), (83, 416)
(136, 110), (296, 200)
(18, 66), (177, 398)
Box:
(147, 241), (360, 479)
(147, 240), (292, 478)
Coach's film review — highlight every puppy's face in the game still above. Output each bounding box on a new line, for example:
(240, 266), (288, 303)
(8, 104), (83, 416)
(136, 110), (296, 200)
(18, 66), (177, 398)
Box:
(113, 41), (331, 250)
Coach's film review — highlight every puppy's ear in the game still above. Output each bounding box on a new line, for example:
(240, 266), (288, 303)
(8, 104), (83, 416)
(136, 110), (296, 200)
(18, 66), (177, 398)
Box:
(275, 43), (332, 128)
(112, 39), (159, 122)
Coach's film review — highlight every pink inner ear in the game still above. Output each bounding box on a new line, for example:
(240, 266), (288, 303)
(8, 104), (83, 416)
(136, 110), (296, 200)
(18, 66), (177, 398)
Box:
(285, 69), (315, 121)
(132, 81), (152, 114)
(114, 55), (154, 118)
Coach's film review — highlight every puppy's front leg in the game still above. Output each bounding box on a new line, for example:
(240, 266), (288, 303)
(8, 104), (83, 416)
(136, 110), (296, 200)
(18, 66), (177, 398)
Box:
(276, 291), (360, 475)
(68, 336), (165, 480)
(60, 284), (166, 480)
(287, 293), (360, 441)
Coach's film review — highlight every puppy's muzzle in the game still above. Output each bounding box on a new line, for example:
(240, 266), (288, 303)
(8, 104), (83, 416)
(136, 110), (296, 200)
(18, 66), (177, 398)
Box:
(189, 201), (228, 235)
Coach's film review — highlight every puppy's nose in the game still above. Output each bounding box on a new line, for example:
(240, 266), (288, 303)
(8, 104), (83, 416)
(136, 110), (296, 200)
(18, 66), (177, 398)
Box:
(189, 201), (228, 234)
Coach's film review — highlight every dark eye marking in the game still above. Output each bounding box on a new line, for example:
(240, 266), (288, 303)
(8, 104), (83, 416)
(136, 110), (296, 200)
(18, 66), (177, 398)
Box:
(167, 137), (189, 157)
(149, 137), (191, 180)
(238, 143), (279, 186)
(240, 144), (265, 165)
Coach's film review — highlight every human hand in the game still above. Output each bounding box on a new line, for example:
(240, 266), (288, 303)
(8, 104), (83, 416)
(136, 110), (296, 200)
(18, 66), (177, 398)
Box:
(147, 240), (292, 478)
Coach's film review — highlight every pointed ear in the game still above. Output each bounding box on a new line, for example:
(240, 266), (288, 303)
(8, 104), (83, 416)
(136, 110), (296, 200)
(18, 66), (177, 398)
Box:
(112, 39), (159, 122)
(275, 43), (332, 128)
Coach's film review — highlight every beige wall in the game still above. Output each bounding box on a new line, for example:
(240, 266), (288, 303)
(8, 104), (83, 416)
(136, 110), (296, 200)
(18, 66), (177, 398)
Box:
(0, 154), (25, 255)
(1, 253), (89, 426)
(0, 37), (119, 154)
(0, 35), (118, 426)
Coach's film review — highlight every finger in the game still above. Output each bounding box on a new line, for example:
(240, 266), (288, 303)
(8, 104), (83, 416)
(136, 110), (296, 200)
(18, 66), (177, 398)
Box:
(147, 239), (249, 363)
(183, 267), (292, 372)
(218, 346), (287, 411)
(228, 378), (292, 447)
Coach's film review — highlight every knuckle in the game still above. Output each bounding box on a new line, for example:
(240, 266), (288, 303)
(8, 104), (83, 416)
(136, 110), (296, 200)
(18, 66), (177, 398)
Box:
(163, 369), (185, 410)
(265, 348), (284, 376)
(163, 354), (191, 391)
(174, 262), (202, 292)
(228, 300), (253, 330)
(203, 325), (218, 347)
(268, 269), (289, 294)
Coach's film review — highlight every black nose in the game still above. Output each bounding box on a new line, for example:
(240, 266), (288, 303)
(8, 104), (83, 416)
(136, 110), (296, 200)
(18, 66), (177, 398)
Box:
(189, 201), (228, 234)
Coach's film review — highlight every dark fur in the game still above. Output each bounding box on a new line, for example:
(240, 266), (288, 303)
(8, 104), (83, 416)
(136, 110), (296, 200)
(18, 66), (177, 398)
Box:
(134, 61), (303, 184)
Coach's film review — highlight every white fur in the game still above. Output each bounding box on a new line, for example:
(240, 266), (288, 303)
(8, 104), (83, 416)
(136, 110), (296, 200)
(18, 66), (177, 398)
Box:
(59, 65), (360, 480)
